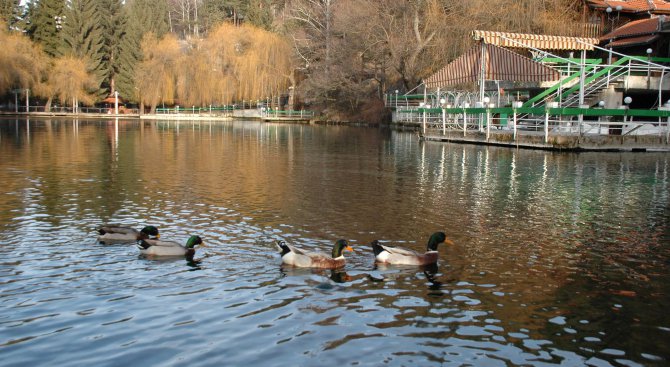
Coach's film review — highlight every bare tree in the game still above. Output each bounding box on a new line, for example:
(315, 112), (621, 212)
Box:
(168, 0), (201, 38)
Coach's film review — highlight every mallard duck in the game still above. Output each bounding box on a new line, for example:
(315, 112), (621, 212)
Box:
(136, 235), (204, 257)
(371, 232), (453, 265)
(276, 239), (353, 269)
(98, 225), (160, 244)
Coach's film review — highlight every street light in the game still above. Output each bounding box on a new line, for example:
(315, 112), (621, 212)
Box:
(54, 15), (65, 30)
(647, 48), (653, 86)
(605, 6), (621, 31)
(114, 91), (119, 115)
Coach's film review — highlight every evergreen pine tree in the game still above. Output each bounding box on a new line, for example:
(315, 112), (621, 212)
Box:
(246, 0), (272, 31)
(60, 0), (107, 97)
(0, 0), (22, 30)
(25, 0), (67, 57)
(98, 0), (126, 96)
(116, 0), (169, 102)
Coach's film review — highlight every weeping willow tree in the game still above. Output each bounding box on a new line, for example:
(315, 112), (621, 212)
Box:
(49, 55), (98, 111)
(0, 22), (50, 99)
(135, 32), (180, 113)
(177, 22), (293, 107)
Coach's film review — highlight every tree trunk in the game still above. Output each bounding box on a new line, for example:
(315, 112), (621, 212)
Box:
(45, 97), (53, 112)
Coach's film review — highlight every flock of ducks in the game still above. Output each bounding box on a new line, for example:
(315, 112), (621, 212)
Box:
(97, 225), (454, 269)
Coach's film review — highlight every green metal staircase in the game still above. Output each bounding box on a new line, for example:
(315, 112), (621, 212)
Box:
(522, 57), (627, 108)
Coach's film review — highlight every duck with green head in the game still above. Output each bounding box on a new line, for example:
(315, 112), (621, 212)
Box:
(371, 232), (453, 265)
(98, 225), (160, 244)
(276, 239), (354, 269)
(137, 235), (205, 257)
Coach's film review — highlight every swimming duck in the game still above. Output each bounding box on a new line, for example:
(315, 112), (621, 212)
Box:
(371, 232), (452, 265)
(136, 235), (204, 257)
(98, 225), (160, 244)
(276, 239), (353, 269)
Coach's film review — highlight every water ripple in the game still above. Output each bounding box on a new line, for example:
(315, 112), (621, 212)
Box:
(0, 120), (668, 366)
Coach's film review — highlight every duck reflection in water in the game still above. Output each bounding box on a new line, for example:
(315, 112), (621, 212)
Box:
(279, 265), (353, 284)
(369, 262), (442, 288)
(137, 254), (204, 271)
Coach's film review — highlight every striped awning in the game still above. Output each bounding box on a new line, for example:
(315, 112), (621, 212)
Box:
(472, 30), (599, 51)
(424, 44), (560, 89)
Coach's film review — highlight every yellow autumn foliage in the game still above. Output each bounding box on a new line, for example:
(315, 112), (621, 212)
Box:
(178, 23), (293, 106)
(0, 23), (49, 98)
(50, 55), (98, 106)
(135, 32), (182, 110)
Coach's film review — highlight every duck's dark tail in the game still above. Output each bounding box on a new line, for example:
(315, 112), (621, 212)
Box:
(371, 240), (385, 257)
(276, 240), (291, 257)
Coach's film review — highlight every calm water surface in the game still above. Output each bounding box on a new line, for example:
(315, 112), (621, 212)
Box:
(1, 118), (669, 366)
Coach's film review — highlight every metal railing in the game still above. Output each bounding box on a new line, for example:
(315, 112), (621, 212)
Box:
(409, 106), (670, 142)
(155, 105), (236, 115)
(0, 105), (140, 114)
(261, 108), (314, 119)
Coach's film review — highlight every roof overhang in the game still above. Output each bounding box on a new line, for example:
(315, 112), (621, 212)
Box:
(472, 30), (599, 51)
(604, 34), (661, 47)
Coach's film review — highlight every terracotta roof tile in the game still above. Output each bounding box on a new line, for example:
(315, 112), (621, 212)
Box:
(605, 34), (660, 47)
(600, 17), (662, 40)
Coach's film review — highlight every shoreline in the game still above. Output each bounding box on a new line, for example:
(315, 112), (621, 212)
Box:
(3, 112), (668, 152)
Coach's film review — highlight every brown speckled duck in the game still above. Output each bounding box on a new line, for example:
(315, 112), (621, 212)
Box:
(276, 239), (353, 269)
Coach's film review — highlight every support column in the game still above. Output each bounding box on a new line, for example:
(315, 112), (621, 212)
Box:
(479, 42), (487, 103)
(512, 108), (516, 141)
(578, 50), (586, 133)
(544, 110), (550, 144)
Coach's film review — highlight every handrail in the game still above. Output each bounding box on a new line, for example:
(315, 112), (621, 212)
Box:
(561, 66), (629, 107)
(575, 38), (670, 70)
(522, 62), (600, 108)
(557, 57), (634, 102)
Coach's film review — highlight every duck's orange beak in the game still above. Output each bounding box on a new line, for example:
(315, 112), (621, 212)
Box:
(444, 239), (454, 246)
(345, 245), (354, 252)
(156, 234), (161, 239)
(200, 241), (207, 248)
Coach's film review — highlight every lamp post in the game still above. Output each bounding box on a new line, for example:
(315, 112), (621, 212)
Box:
(605, 6), (621, 32)
(647, 48), (653, 88)
(606, 7), (613, 31)
(623, 96), (632, 126)
(395, 90), (399, 110)
(114, 91), (119, 115)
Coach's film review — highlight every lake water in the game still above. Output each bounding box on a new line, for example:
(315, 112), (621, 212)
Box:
(1, 118), (669, 366)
